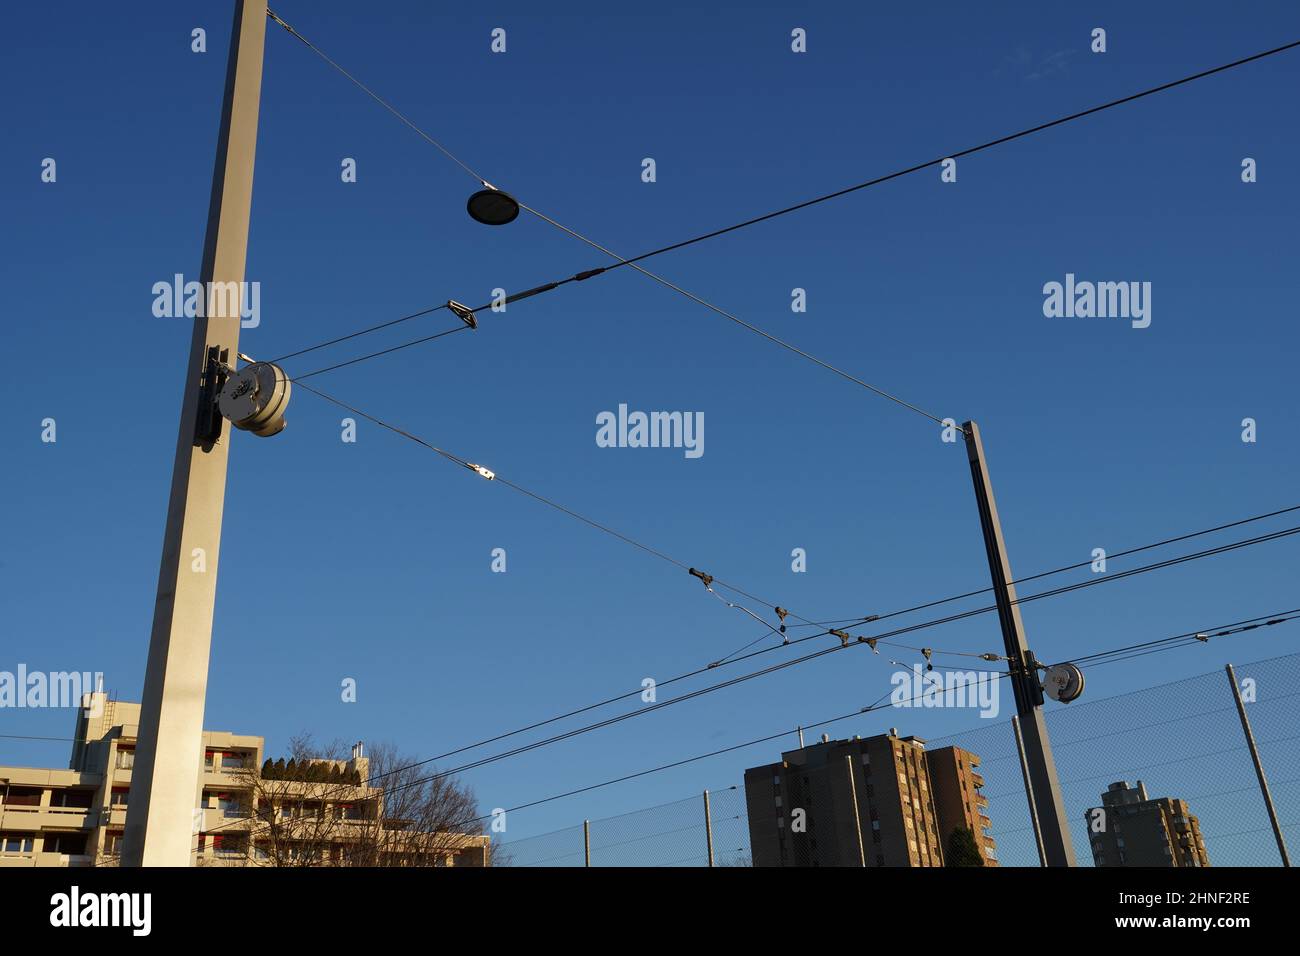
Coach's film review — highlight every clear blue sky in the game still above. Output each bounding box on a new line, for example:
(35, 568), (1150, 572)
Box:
(3, 0), (1299, 851)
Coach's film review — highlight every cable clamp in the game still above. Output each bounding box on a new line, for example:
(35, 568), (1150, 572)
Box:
(466, 462), (495, 480)
(775, 606), (789, 635)
(688, 567), (714, 589)
(447, 300), (478, 329)
(830, 628), (851, 648)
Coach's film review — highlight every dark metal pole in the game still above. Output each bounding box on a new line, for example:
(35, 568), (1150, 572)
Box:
(703, 790), (715, 867)
(963, 420), (1076, 866)
(1225, 664), (1291, 866)
(1012, 714), (1048, 866)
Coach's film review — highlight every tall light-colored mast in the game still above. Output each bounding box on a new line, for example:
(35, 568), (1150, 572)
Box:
(122, 0), (267, 867)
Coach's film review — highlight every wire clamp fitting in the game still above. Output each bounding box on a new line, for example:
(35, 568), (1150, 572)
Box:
(688, 567), (714, 589)
(775, 606), (789, 636)
(466, 462), (495, 480)
(857, 636), (880, 653)
(447, 300), (478, 329)
(830, 628), (851, 648)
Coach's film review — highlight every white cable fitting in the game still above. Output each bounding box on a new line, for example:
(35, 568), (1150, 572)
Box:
(467, 462), (495, 481)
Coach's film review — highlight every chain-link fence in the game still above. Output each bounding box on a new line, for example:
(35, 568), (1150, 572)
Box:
(495, 652), (1298, 867)
(496, 787), (749, 867)
(929, 650), (1299, 867)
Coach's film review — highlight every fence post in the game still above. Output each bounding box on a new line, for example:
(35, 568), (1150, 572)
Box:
(1012, 715), (1048, 867)
(1225, 663), (1291, 867)
(703, 790), (715, 867)
(845, 754), (866, 867)
(583, 819), (591, 867)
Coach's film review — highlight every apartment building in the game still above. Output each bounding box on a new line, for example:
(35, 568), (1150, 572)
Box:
(0, 693), (490, 867)
(743, 730), (997, 867)
(1085, 780), (1210, 867)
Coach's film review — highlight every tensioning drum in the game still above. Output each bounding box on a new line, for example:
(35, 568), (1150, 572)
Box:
(218, 362), (291, 437)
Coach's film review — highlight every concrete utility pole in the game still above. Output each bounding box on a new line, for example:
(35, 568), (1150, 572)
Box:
(963, 421), (1076, 866)
(1225, 664), (1291, 866)
(122, 0), (267, 867)
(844, 755), (867, 867)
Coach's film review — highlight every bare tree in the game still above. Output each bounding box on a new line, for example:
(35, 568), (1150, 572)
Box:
(226, 734), (494, 867)
(344, 741), (487, 867)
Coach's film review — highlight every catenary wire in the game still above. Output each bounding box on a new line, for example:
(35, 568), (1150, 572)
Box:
(357, 611), (1300, 849)
(263, 11), (1300, 419)
(180, 581), (1300, 854)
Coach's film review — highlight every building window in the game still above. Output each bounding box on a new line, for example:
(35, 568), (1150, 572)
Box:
(216, 793), (248, 817)
(216, 835), (247, 858)
(44, 833), (88, 856)
(2, 787), (42, 807)
(1, 834), (35, 854)
(49, 789), (93, 809)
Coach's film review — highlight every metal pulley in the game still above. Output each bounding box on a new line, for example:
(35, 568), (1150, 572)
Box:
(218, 361), (291, 437)
(1042, 661), (1086, 704)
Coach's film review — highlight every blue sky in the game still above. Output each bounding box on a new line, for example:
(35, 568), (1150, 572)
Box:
(3, 0), (1299, 852)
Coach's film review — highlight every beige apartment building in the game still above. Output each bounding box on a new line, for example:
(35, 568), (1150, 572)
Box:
(1085, 780), (1210, 867)
(744, 731), (997, 867)
(0, 693), (489, 867)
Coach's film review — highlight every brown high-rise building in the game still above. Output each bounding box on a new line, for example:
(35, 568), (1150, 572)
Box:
(1085, 781), (1210, 867)
(743, 731), (997, 867)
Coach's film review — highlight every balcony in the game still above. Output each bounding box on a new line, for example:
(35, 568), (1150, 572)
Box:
(0, 804), (94, 831)
(0, 851), (94, 868)
(200, 807), (252, 831)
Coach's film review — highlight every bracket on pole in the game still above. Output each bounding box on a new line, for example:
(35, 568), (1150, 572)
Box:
(194, 346), (229, 447)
